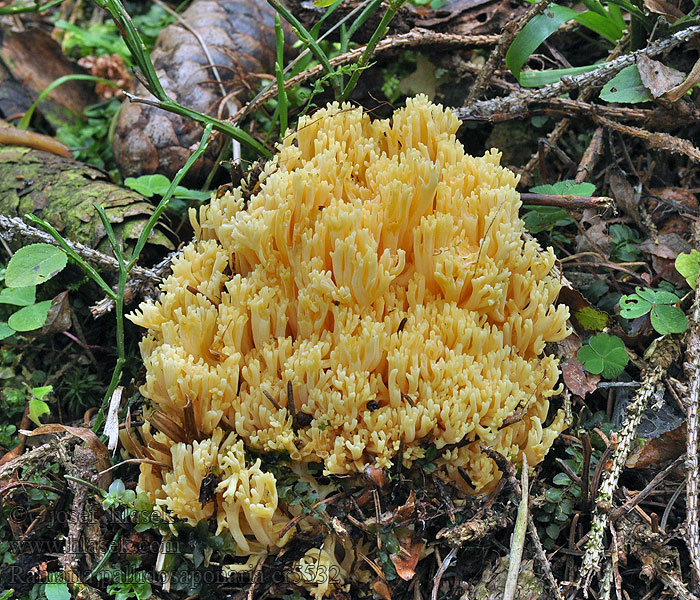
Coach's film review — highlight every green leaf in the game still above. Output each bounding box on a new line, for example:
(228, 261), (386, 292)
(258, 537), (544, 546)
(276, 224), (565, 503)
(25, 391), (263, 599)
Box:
(5, 244), (67, 288)
(0, 323), (14, 340)
(314, 0), (337, 6)
(45, 582), (71, 600)
(530, 180), (595, 196)
(545, 523), (561, 539)
(620, 288), (686, 334)
(577, 333), (628, 378)
(519, 64), (598, 87)
(676, 250), (700, 288)
(574, 10), (624, 43)
(0, 285), (36, 306)
(506, 5), (578, 81)
(124, 174), (171, 198)
(600, 65), (653, 104)
(28, 398), (50, 426)
(574, 306), (609, 331)
(522, 206), (574, 233)
(619, 292), (652, 319)
(650, 304), (688, 334)
(545, 487), (563, 502)
(7, 300), (52, 332)
(552, 473), (572, 486)
(33, 385), (53, 400)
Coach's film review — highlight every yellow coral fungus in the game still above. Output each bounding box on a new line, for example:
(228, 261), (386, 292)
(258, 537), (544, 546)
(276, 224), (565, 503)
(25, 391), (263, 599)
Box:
(130, 96), (570, 545)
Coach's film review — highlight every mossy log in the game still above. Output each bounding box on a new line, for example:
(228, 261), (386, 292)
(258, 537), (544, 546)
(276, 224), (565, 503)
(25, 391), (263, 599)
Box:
(0, 145), (174, 258)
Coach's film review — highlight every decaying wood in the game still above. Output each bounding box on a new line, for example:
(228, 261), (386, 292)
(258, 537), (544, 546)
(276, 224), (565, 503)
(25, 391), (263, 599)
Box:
(0, 28), (97, 127)
(0, 215), (166, 315)
(0, 145), (174, 255)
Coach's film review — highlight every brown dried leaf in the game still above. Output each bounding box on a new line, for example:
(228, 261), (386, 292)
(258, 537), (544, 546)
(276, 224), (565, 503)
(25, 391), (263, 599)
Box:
(626, 424), (686, 468)
(393, 490), (417, 523)
(609, 168), (642, 227)
(390, 530), (423, 581)
(665, 57), (700, 102)
(638, 232), (691, 286)
(562, 356), (600, 398)
(20, 423), (111, 488)
(643, 0), (685, 20)
(373, 579), (392, 600)
(39, 291), (72, 336)
(636, 55), (685, 99)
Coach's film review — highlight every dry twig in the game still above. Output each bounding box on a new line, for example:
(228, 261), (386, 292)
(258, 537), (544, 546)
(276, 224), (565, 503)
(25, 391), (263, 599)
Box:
(456, 25), (700, 121)
(579, 338), (681, 592)
(594, 115), (700, 163)
(233, 29), (499, 123)
(0, 215), (166, 315)
(465, 0), (550, 106)
(685, 234), (700, 588)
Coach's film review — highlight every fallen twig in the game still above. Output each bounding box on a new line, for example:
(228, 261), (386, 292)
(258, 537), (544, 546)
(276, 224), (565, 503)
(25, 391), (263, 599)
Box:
(520, 192), (614, 210)
(685, 227), (700, 589)
(594, 114), (700, 163)
(579, 338), (681, 592)
(0, 215), (165, 315)
(465, 0), (550, 106)
(233, 28), (499, 123)
(503, 453), (528, 600)
(576, 127), (605, 183)
(457, 25), (700, 121)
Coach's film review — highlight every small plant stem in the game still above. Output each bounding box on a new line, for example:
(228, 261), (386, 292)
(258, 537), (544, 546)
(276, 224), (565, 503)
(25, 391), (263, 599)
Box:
(503, 453), (528, 600)
(86, 530), (121, 581)
(275, 14), (288, 136)
(267, 0), (342, 97)
(64, 474), (106, 496)
(341, 0), (407, 101)
(0, 0), (63, 14)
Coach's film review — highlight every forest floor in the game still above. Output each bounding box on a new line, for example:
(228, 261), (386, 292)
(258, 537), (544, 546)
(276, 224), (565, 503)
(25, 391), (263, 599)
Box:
(1, 0), (700, 599)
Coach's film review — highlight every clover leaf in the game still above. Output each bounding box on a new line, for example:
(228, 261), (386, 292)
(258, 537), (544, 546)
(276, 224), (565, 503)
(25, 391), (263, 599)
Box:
(676, 250), (700, 289)
(619, 287), (687, 335)
(577, 333), (628, 378)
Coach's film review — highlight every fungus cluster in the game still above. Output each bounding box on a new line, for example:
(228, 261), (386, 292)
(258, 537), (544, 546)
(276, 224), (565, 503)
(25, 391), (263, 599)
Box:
(129, 96), (570, 567)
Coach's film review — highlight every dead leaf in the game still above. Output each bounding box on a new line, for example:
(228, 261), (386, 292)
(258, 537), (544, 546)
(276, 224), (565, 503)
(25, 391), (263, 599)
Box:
(627, 424), (686, 468)
(20, 424), (111, 488)
(390, 529), (423, 581)
(364, 463), (388, 489)
(39, 291), (72, 336)
(373, 579), (392, 600)
(393, 490), (417, 523)
(636, 55), (685, 99)
(562, 357), (600, 398)
(609, 169), (642, 227)
(643, 0), (685, 21)
(665, 56), (700, 102)
(638, 232), (691, 286)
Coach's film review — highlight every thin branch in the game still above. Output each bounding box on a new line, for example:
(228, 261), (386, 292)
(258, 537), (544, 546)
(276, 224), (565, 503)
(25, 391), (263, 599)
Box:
(685, 227), (700, 588)
(593, 115), (700, 163)
(232, 28), (499, 123)
(465, 0), (550, 105)
(456, 25), (700, 121)
(520, 193), (614, 210)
